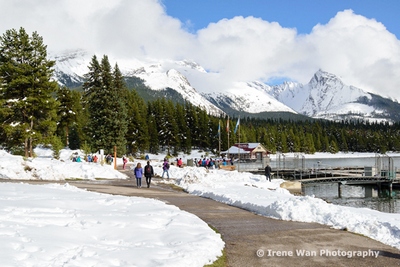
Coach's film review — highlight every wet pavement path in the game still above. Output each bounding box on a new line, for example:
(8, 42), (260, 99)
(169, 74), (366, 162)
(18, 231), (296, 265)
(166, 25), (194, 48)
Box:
(3, 175), (400, 267)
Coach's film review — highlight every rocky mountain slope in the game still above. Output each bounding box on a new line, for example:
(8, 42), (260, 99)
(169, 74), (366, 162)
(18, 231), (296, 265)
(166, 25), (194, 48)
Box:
(51, 50), (400, 122)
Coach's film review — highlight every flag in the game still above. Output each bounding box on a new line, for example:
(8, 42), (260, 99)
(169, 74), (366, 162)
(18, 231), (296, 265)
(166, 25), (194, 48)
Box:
(226, 118), (229, 132)
(218, 120), (221, 136)
(234, 117), (240, 134)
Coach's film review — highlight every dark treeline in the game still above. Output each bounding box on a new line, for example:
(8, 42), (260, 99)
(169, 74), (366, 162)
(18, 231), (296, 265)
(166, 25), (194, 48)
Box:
(1, 28), (400, 157)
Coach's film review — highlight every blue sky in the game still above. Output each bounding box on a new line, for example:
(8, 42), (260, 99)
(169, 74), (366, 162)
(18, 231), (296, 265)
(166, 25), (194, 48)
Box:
(163, 0), (399, 37)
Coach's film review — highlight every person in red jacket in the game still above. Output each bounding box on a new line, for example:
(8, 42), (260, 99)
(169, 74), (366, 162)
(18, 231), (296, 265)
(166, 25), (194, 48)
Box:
(177, 158), (183, 168)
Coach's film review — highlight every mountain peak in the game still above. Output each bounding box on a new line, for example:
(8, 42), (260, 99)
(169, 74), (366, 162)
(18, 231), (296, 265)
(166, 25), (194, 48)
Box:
(310, 69), (344, 88)
(51, 50), (400, 122)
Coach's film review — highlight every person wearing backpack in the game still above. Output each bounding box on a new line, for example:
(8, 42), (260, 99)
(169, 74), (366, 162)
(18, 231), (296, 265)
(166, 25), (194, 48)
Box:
(162, 158), (170, 179)
(144, 161), (154, 188)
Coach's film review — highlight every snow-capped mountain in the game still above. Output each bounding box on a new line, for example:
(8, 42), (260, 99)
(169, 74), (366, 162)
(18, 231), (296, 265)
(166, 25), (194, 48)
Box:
(201, 81), (296, 114)
(266, 70), (397, 122)
(51, 50), (400, 122)
(51, 50), (224, 116)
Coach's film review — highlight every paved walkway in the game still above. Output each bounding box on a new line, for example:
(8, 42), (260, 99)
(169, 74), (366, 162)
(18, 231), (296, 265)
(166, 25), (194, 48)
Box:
(67, 169), (400, 267)
(4, 175), (400, 266)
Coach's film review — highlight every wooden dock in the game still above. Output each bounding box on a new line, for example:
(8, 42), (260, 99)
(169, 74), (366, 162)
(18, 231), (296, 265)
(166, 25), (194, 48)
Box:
(299, 174), (400, 198)
(300, 176), (397, 185)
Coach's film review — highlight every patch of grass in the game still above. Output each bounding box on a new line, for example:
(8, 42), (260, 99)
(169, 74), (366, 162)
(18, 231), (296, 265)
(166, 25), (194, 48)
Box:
(24, 165), (32, 172)
(204, 250), (226, 267)
(65, 178), (85, 181)
(204, 225), (227, 267)
(156, 180), (187, 192)
(168, 184), (186, 192)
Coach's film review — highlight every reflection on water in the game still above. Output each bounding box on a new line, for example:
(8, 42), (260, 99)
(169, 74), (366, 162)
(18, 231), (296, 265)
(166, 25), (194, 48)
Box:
(303, 183), (400, 213)
(328, 197), (399, 214)
(270, 155), (400, 170)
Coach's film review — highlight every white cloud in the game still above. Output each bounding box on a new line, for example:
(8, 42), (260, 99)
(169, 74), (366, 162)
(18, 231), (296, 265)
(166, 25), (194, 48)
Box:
(301, 10), (400, 100)
(1, 1), (400, 100)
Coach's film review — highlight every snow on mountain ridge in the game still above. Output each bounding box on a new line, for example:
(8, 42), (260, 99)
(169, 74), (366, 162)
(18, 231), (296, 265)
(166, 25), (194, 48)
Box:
(202, 81), (297, 114)
(132, 65), (223, 115)
(270, 69), (378, 119)
(51, 50), (396, 122)
(51, 50), (223, 115)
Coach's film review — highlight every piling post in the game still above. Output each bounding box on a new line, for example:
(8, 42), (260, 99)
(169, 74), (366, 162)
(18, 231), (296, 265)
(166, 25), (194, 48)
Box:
(377, 182), (382, 197)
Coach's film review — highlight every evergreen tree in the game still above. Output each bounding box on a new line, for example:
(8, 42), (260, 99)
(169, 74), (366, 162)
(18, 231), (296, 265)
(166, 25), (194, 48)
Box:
(56, 87), (81, 147)
(126, 89), (148, 155)
(110, 63), (129, 156)
(175, 103), (191, 153)
(69, 90), (87, 150)
(164, 100), (179, 154)
(185, 102), (200, 148)
(146, 103), (159, 154)
(0, 27), (59, 156)
(198, 109), (210, 149)
(83, 55), (128, 156)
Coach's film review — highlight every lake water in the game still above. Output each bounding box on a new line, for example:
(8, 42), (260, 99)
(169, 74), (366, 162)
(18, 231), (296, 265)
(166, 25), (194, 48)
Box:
(269, 154), (400, 170)
(269, 154), (400, 213)
(303, 183), (400, 213)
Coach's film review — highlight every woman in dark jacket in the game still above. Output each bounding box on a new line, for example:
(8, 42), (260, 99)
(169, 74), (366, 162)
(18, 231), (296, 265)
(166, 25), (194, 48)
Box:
(144, 161), (154, 188)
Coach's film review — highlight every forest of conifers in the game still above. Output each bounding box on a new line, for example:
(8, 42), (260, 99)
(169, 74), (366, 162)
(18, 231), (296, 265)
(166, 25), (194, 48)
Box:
(1, 27), (400, 158)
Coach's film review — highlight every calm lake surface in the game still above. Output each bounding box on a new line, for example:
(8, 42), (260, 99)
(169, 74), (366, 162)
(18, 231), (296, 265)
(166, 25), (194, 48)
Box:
(303, 183), (400, 213)
(269, 155), (400, 213)
(269, 155), (400, 170)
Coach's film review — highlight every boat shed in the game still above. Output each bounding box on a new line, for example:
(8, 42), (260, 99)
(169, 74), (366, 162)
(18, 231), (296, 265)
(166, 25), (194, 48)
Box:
(221, 143), (269, 162)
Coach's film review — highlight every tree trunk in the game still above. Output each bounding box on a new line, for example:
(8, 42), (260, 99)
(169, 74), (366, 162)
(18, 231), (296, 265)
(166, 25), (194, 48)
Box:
(24, 137), (29, 158)
(65, 126), (69, 147)
(28, 118), (34, 157)
(29, 136), (33, 157)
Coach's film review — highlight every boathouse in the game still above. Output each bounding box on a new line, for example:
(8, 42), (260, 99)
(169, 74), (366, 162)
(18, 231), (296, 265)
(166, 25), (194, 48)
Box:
(221, 143), (269, 162)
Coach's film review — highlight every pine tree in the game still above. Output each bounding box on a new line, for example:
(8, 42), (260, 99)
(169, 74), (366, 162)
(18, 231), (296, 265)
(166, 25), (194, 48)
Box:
(146, 103), (159, 154)
(185, 101), (200, 148)
(164, 100), (179, 155)
(0, 28), (59, 156)
(126, 89), (148, 155)
(198, 109), (210, 149)
(56, 87), (81, 147)
(175, 103), (191, 153)
(83, 55), (128, 156)
(110, 63), (128, 156)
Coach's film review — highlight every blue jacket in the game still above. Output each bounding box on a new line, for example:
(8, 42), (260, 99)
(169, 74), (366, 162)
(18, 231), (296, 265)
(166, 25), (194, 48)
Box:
(134, 167), (143, 178)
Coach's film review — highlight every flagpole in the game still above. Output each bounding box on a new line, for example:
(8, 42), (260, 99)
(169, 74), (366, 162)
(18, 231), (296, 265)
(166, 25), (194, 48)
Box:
(238, 116), (240, 172)
(218, 120), (221, 156)
(227, 116), (230, 160)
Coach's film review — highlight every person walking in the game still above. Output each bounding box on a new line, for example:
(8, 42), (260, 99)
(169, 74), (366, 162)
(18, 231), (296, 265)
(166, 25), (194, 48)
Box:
(265, 164), (272, 182)
(134, 162), (143, 188)
(162, 158), (170, 179)
(144, 161), (154, 188)
(122, 156), (128, 170)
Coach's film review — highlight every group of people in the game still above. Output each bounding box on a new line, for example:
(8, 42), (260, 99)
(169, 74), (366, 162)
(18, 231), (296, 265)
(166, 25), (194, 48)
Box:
(71, 153), (98, 163)
(133, 161), (155, 188)
(132, 157), (273, 188)
(194, 158), (218, 168)
(132, 158), (170, 188)
(194, 157), (235, 169)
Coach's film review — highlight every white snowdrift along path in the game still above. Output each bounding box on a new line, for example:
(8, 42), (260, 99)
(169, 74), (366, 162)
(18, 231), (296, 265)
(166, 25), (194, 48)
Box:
(0, 183), (224, 267)
(0, 147), (400, 266)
